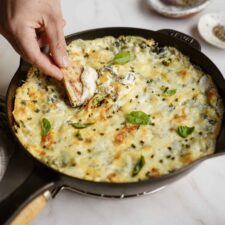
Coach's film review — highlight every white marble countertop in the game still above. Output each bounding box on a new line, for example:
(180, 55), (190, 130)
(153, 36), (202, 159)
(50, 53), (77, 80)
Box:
(1, 0), (225, 224)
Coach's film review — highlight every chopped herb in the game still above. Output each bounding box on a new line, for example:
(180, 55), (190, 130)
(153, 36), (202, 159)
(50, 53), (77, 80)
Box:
(130, 66), (135, 72)
(177, 126), (195, 138)
(162, 58), (172, 66)
(139, 42), (148, 49)
(41, 118), (51, 137)
(71, 123), (94, 129)
(110, 51), (130, 65)
(152, 45), (164, 54)
(75, 131), (83, 141)
(162, 87), (176, 97)
(92, 94), (106, 107)
(208, 119), (217, 125)
(126, 111), (150, 125)
(140, 140), (145, 145)
(131, 144), (136, 149)
(77, 151), (82, 155)
(21, 100), (26, 105)
(146, 79), (153, 84)
(145, 171), (151, 177)
(159, 159), (163, 163)
(19, 120), (25, 128)
(114, 41), (120, 47)
(132, 156), (145, 177)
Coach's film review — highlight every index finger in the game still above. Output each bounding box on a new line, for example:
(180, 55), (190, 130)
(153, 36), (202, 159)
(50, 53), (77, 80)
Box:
(17, 28), (64, 80)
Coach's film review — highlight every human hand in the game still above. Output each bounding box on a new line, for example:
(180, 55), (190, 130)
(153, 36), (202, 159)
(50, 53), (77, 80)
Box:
(0, 0), (68, 80)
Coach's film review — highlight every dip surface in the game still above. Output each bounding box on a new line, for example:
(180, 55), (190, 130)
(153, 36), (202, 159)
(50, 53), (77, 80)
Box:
(13, 36), (224, 182)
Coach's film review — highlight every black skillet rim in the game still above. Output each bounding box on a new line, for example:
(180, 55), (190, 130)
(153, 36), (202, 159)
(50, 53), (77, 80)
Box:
(6, 26), (225, 187)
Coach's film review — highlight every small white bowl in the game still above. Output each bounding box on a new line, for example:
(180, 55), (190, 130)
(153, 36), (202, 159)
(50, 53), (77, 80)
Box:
(198, 12), (225, 49)
(148, 0), (211, 18)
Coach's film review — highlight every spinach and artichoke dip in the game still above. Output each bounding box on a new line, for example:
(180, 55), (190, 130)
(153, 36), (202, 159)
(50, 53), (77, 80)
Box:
(13, 36), (224, 182)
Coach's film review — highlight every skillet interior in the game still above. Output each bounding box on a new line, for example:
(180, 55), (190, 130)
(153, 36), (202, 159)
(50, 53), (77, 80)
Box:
(6, 27), (225, 196)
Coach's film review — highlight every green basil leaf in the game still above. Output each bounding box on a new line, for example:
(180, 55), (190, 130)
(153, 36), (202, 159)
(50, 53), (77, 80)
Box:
(177, 126), (195, 138)
(163, 88), (176, 96)
(132, 156), (145, 177)
(126, 111), (150, 125)
(71, 123), (94, 129)
(92, 94), (106, 107)
(111, 51), (130, 65)
(41, 118), (51, 136)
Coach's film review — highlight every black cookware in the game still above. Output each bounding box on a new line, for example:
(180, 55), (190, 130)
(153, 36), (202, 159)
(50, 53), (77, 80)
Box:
(1, 27), (225, 225)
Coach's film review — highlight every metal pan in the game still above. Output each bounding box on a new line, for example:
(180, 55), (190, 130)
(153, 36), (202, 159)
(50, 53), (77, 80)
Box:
(1, 27), (225, 225)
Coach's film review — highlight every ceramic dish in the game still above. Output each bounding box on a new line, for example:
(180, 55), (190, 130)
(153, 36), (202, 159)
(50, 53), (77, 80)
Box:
(198, 12), (225, 49)
(148, 0), (211, 18)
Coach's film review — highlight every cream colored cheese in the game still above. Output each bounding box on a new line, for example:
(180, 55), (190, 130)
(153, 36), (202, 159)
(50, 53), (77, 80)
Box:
(13, 36), (224, 183)
(80, 66), (98, 104)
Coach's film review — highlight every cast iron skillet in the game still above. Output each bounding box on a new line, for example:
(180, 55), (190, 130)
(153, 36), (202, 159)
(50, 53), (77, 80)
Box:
(1, 27), (225, 225)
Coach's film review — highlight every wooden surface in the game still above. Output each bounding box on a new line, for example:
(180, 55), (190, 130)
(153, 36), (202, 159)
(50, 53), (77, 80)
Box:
(10, 194), (47, 225)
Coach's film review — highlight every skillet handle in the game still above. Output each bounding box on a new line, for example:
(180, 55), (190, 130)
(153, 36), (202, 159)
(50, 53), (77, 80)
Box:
(158, 29), (201, 51)
(0, 166), (58, 225)
(10, 193), (49, 225)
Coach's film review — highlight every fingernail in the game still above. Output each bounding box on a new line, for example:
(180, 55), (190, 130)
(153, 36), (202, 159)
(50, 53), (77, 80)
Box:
(62, 55), (69, 67)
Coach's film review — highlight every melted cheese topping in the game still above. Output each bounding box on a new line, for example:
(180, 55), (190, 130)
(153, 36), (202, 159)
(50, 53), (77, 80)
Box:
(80, 66), (98, 103)
(13, 36), (224, 182)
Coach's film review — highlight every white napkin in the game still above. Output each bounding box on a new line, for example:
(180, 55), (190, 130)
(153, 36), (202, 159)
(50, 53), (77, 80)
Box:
(0, 95), (14, 181)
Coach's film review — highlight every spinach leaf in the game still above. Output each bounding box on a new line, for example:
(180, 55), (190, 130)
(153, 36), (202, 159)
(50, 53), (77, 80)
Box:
(132, 156), (145, 177)
(126, 111), (150, 125)
(162, 88), (176, 96)
(111, 51), (130, 65)
(41, 118), (51, 136)
(177, 126), (195, 138)
(71, 123), (93, 129)
(92, 94), (106, 107)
